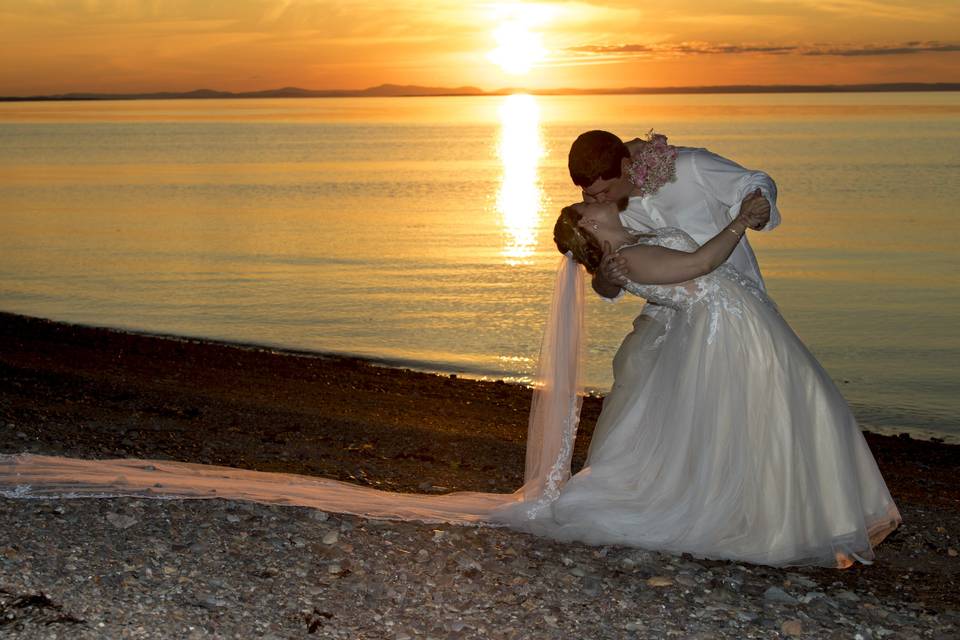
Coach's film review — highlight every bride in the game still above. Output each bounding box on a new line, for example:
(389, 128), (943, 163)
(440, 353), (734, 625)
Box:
(495, 198), (902, 568)
(0, 201), (900, 569)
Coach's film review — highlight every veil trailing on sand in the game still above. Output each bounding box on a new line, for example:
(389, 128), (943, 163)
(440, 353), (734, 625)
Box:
(0, 255), (586, 528)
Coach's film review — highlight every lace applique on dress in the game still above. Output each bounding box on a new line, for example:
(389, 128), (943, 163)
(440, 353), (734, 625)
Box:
(620, 228), (774, 344)
(525, 394), (581, 518)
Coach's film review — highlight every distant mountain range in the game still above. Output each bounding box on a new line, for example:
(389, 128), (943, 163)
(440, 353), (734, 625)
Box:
(2, 82), (958, 101)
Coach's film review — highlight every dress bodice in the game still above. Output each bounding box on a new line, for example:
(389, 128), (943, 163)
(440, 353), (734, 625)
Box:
(621, 227), (769, 315)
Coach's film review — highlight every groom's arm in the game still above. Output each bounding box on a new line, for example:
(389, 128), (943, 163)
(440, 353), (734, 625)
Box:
(690, 149), (781, 232)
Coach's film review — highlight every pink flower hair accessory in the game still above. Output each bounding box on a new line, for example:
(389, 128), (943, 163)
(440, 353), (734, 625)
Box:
(627, 132), (678, 198)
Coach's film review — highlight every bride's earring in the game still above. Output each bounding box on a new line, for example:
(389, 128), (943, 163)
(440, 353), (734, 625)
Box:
(591, 222), (599, 230)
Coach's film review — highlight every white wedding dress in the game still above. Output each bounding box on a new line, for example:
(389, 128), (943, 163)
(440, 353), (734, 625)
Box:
(0, 228), (900, 568)
(492, 228), (901, 567)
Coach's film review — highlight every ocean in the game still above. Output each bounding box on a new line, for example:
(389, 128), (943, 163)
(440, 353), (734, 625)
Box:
(1, 93), (958, 442)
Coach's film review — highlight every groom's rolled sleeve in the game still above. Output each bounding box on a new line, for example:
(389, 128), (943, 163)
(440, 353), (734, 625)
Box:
(691, 149), (781, 232)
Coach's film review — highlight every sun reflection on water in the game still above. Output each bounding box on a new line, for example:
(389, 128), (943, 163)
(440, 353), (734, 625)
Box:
(495, 94), (545, 265)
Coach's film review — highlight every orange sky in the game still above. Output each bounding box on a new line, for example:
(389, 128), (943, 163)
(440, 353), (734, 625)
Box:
(0, 1), (958, 95)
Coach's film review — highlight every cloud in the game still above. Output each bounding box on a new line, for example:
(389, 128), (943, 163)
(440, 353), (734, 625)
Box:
(802, 42), (960, 56)
(563, 40), (960, 61)
(569, 43), (797, 56)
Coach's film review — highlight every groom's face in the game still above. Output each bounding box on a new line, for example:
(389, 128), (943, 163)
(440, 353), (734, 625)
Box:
(581, 157), (632, 204)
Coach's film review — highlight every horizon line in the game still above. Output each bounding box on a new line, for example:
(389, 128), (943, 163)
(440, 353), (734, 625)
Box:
(2, 81), (960, 102)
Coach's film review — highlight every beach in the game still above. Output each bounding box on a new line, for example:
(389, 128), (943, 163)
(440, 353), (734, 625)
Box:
(1, 310), (958, 638)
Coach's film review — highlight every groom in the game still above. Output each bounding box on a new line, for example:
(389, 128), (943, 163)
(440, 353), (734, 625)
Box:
(568, 130), (778, 301)
(567, 130), (778, 409)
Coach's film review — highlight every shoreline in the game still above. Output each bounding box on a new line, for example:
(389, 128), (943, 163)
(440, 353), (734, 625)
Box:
(1, 309), (959, 630)
(0, 314), (542, 392)
(1, 310), (953, 444)
(2, 309), (958, 471)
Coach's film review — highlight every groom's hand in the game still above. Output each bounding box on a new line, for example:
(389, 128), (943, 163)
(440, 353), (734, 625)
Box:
(740, 188), (771, 230)
(599, 240), (629, 286)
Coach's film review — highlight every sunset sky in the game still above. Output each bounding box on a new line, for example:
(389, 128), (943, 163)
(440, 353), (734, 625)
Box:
(1, 0), (958, 95)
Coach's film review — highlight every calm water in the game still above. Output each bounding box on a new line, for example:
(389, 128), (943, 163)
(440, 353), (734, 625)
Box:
(1, 94), (958, 442)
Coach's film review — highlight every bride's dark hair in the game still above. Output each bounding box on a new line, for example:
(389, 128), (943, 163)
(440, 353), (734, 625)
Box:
(554, 205), (603, 275)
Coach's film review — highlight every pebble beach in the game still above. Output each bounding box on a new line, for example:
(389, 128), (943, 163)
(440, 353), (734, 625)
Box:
(1, 311), (958, 639)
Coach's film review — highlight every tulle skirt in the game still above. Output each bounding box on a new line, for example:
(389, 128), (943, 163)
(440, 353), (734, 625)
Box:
(494, 278), (901, 568)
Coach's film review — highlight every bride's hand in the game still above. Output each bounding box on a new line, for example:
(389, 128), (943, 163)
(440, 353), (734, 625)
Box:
(600, 240), (629, 286)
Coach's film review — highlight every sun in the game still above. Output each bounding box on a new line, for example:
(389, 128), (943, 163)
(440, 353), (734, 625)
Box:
(486, 19), (546, 75)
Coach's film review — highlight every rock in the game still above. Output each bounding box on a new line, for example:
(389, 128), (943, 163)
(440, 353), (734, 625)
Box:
(198, 594), (227, 609)
(675, 574), (697, 587)
(310, 510), (329, 522)
(721, 575), (744, 592)
(786, 572), (819, 589)
(624, 621), (644, 632)
(106, 512), (138, 529)
(835, 590), (861, 603)
(629, 550), (656, 565)
(948, 548), (957, 557)
(226, 514), (240, 523)
(764, 586), (799, 605)
(781, 619), (803, 636)
(322, 530), (339, 545)
(454, 553), (482, 575)
(646, 576), (673, 587)
(15, 431), (28, 440)
(799, 591), (830, 604)
(582, 576), (602, 596)
(707, 586), (736, 604)
(569, 566), (586, 577)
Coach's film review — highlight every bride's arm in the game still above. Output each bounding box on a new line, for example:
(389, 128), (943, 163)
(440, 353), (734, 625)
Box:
(620, 214), (752, 285)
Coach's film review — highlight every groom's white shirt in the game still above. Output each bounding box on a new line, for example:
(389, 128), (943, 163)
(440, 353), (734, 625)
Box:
(613, 146), (781, 303)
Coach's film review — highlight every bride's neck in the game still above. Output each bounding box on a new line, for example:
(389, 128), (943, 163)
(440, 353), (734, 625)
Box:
(600, 227), (639, 251)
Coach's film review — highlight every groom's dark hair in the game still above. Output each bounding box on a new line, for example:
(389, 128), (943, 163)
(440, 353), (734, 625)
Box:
(568, 130), (630, 188)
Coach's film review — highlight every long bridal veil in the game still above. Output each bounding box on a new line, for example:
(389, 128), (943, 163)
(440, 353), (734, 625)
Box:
(0, 256), (586, 528)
